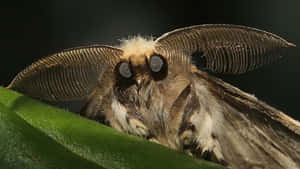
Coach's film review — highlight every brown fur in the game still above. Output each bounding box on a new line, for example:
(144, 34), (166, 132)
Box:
(8, 25), (300, 169)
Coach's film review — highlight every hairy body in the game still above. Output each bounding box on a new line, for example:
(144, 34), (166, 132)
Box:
(81, 37), (300, 169)
(8, 25), (300, 169)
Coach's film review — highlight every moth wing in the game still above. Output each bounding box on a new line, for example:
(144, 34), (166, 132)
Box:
(195, 71), (300, 169)
(155, 24), (295, 74)
(8, 45), (122, 101)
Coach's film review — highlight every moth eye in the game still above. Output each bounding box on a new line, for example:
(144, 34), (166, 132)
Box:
(149, 55), (164, 73)
(119, 62), (132, 78)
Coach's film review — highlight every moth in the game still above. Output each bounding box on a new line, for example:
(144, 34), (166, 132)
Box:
(8, 24), (300, 169)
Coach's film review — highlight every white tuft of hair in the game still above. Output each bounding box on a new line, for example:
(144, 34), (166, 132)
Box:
(119, 36), (156, 57)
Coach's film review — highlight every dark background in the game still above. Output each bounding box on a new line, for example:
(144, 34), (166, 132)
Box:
(1, 0), (299, 120)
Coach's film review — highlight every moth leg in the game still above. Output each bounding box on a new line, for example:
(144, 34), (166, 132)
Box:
(111, 99), (150, 137)
(203, 136), (227, 165)
(180, 111), (226, 165)
(180, 128), (196, 156)
(211, 144), (227, 166)
(192, 133), (226, 165)
(126, 116), (149, 137)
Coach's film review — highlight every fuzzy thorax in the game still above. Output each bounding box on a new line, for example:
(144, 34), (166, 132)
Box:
(119, 36), (156, 66)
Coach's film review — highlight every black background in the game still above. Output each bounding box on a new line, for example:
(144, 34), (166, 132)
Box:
(1, 0), (299, 120)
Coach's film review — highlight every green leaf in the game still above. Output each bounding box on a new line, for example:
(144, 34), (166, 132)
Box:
(0, 87), (226, 169)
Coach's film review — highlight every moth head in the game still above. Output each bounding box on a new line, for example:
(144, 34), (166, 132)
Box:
(116, 37), (168, 86)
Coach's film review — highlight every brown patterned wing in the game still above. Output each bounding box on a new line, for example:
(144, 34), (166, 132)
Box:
(195, 70), (300, 169)
(155, 24), (295, 74)
(8, 45), (122, 101)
